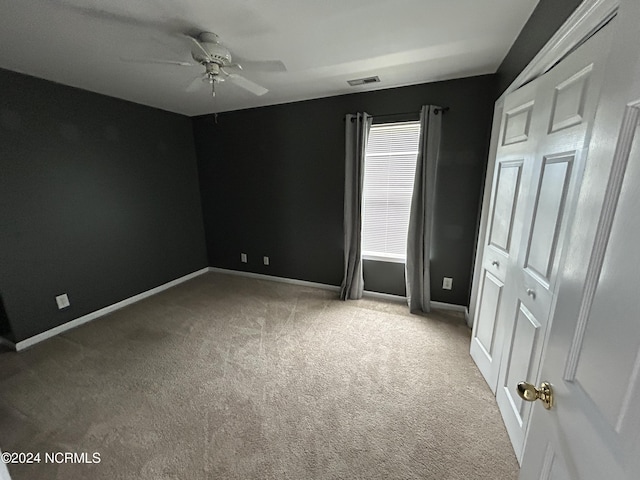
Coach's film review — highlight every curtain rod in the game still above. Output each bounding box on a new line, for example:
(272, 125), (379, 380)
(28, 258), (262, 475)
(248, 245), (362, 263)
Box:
(347, 107), (449, 122)
(375, 107), (449, 117)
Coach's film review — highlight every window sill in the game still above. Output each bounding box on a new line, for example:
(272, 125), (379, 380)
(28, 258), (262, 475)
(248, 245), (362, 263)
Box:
(362, 253), (406, 264)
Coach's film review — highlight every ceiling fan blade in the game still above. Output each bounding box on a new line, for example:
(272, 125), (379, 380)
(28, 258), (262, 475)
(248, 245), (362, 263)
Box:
(226, 74), (269, 96)
(150, 36), (186, 56)
(183, 34), (213, 62)
(232, 58), (287, 73)
(120, 57), (194, 67)
(186, 75), (205, 93)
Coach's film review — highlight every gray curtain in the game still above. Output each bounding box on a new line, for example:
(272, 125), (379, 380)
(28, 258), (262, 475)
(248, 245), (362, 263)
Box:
(340, 112), (373, 300)
(406, 105), (442, 313)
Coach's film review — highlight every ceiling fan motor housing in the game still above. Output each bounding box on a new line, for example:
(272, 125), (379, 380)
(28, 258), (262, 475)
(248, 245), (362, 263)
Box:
(192, 32), (232, 65)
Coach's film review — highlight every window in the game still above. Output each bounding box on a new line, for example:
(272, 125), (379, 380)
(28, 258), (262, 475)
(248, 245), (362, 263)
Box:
(362, 121), (421, 263)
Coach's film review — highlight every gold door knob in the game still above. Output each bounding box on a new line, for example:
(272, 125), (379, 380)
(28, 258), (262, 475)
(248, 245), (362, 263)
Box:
(517, 381), (554, 409)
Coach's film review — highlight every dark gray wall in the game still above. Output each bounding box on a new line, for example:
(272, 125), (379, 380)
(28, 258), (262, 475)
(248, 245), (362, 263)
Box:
(362, 260), (406, 297)
(193, 74), (497, 306)
(0, 297), (10, 339)
(496, 0), (583, 95)
(0, 68), (208, 342)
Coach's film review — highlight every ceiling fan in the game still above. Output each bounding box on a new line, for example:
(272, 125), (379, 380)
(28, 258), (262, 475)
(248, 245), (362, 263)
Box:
(123, 32), (286, 98)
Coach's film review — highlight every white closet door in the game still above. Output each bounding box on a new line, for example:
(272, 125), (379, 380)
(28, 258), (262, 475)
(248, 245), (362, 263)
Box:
(471, 14), (614, 462)
(470, 76), (539, 393)
(521, 0), (640, 477)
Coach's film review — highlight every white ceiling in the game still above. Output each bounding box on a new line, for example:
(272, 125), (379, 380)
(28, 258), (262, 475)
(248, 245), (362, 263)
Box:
(0, 0), (539, 116)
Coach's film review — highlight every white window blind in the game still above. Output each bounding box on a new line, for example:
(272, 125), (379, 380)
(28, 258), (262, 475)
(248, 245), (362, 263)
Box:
(362, 121), (420, 262)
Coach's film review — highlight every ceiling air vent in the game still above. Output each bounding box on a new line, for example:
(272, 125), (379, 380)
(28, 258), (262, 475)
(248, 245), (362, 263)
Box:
(347, 76), (380, 86)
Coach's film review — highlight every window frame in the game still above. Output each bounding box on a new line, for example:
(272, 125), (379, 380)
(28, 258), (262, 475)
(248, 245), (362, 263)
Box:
(361, 120), (421, 264)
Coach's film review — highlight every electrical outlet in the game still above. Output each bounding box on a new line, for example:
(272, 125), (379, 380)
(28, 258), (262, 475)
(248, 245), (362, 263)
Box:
(442, 277), (453, 290)
(263, 256), (270, 266)
(241, 253), (248, 263)
(55, 294), (70, 309)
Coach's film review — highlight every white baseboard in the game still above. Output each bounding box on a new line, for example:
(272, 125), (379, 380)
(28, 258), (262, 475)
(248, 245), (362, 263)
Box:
(432, 302), (470, 325)
(363, 290), (407, 303)
(208, 268), (408, 304)
(13, 267), (209, 351)
(430, 300), (468, 314)
(208, 267), (341, 292)
(209, 268), (471, 319)
(362, 292), (469, 324)
(11, 267), (470, 351)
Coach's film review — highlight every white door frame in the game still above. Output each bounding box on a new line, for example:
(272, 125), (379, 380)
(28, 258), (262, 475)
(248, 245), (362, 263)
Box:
(468, 0), (620, 325)
(0, 449), (12, 480)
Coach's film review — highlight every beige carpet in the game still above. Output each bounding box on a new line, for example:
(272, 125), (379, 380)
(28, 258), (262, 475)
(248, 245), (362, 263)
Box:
(0, 272), (518, 479)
